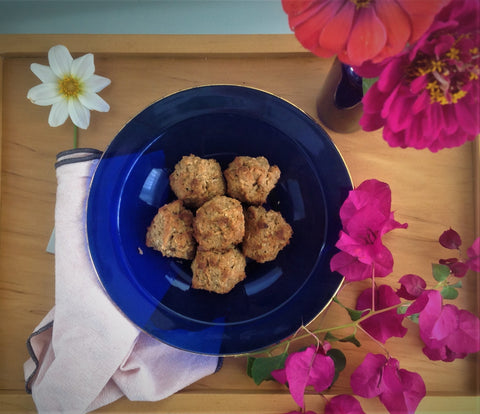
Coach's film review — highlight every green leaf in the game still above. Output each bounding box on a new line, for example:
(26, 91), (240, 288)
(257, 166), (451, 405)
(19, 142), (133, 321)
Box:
(362, 76), (379, 95)
(450, 281), (463, 289)
(397, 305), (409, 315)
(441, 286), (459, 300)
(346, 307), (364, 321)
(339, 334), (361, 347)
(324, 331), (339, 342)
(327, 348), (346, 387)
(407, 313), (420, 324)
(249, 353), (288, 385)
(432, 263), (450, 282)
(246, 356), (255, 378)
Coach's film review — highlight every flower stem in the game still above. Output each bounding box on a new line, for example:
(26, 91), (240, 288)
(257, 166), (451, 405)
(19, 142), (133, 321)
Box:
(371, 264), (376, 312)
(247, 302), (409, 357)
(73, 125), (78, 149)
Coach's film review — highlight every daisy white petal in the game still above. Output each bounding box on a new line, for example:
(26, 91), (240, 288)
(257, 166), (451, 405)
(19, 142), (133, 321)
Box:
(48, 100), (69, 127)
(71, 53), (95, 80)
(48, 45), (73, 78)
(68, 98), (91, 129)
(30, 63), (58, 83)
(27, 83), (62, 106)
(79, 91), (110, 112)
(84, 74), (111, 93)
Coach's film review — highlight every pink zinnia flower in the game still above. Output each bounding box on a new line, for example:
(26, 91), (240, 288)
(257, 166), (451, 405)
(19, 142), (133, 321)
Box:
(281, 0), (449, 66)
(360, 0), (480, 151)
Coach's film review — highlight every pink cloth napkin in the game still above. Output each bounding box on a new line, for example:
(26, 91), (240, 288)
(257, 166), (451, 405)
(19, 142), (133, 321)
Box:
(24, 149), (220, 414)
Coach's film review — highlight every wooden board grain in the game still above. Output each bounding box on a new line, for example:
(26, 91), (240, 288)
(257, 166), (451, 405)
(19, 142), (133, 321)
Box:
(0, 34), (478, 413)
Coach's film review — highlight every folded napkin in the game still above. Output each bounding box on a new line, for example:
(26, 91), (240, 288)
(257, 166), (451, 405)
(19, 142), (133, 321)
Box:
(24, 148), (220, 414)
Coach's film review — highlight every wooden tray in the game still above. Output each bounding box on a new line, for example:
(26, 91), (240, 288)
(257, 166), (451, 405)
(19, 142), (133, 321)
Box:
(0, 34), (478, 413)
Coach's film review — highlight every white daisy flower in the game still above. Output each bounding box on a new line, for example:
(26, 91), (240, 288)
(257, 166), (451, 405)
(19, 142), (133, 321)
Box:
(27, 44), (111, 129)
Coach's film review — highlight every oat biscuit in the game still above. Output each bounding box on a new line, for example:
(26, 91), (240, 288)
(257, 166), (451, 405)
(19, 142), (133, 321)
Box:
(224, 156), (280, 205)
(191, 248), (246, 294)
(242, 205), (292, 263)
(169, 154), (226, 208)
(146, 199), (196, 260)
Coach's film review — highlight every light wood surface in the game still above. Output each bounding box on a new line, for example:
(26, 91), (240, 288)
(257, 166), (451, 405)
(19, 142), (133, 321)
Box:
(0, 34), (478, 413)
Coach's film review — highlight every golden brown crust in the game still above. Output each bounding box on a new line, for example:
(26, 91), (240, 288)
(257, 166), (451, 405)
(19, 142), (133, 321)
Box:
(145, 200), (196, 260)
(242, 205), (293, 263)
(193, 195), (245, 252)
(169, 154), (226, 208)
(224, 156), (280, 205)
(191, 248), (246, 294)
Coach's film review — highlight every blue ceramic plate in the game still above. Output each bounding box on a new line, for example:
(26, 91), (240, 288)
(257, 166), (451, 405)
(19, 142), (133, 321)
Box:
(87, 85), (352, 355)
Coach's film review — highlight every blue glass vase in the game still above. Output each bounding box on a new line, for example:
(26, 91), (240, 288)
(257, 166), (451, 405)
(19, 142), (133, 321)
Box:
(316, 58), (363, 133)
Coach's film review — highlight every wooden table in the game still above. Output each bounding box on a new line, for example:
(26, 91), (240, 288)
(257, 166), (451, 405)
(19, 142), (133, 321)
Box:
(0, 35), (478, 413)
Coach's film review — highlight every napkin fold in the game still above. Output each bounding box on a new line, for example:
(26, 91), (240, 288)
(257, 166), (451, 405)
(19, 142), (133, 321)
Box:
(24, 148), (220, 414)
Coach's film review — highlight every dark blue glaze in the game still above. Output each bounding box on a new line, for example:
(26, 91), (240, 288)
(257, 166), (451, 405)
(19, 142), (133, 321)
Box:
(86, 85), (352, 355)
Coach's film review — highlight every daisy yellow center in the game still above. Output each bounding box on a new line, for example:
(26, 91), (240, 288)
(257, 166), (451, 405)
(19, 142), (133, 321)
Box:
(59, 75), (81, 98)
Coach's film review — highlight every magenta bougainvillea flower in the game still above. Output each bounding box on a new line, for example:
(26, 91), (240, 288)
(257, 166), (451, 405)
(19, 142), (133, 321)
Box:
(406, 290), (480, 361)
(351, 353), (426, 414)
(356, 284), (407, 343)
(439, 257), (469, 278)
(325, 394), (365, 414)
(281, 0), (449, 66)
(439, 228), (462, 249)
(396, 274), (427, 300)
(271, 344), (335, 408)
(360, 0), (480, 151)
(466, 237), (480, 272)
(330, 179), (407, 281)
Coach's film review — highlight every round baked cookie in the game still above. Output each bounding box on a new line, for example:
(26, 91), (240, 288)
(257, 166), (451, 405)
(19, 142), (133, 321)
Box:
(169, 154), (226, 208)
(193, 195), (245, 251)
(191, 248), (246, 294)
(242, 206), (293, 263)
(223, 156), (281, 205)
(146, 199), (196, 260)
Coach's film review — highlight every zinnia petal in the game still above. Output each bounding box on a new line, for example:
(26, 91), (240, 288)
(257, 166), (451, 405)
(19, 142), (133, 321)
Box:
(27, 83), (62, 106)
(346, 7), (387, 66)
(318, 3), (355, 55)
(30, 63), (58, 83)
(373, 0), (411, 60)
(282, 0), (315, 16)
(79, 92), (110, 112)
(455, 100), (479, 135)
(71, 53), (95, 80)
(290, 0), (343, 56)
(397, 0), (452, 42)
(68, 98), (91, 129)
(48, 45), (73, 78)
(48, 100), (69, 127)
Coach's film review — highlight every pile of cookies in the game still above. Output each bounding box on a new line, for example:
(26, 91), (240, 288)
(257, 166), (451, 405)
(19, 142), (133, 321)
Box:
(146, 154), (293, 294)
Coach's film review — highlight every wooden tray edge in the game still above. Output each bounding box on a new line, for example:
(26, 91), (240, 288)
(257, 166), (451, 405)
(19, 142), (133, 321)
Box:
(0, 34), (308, 57)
